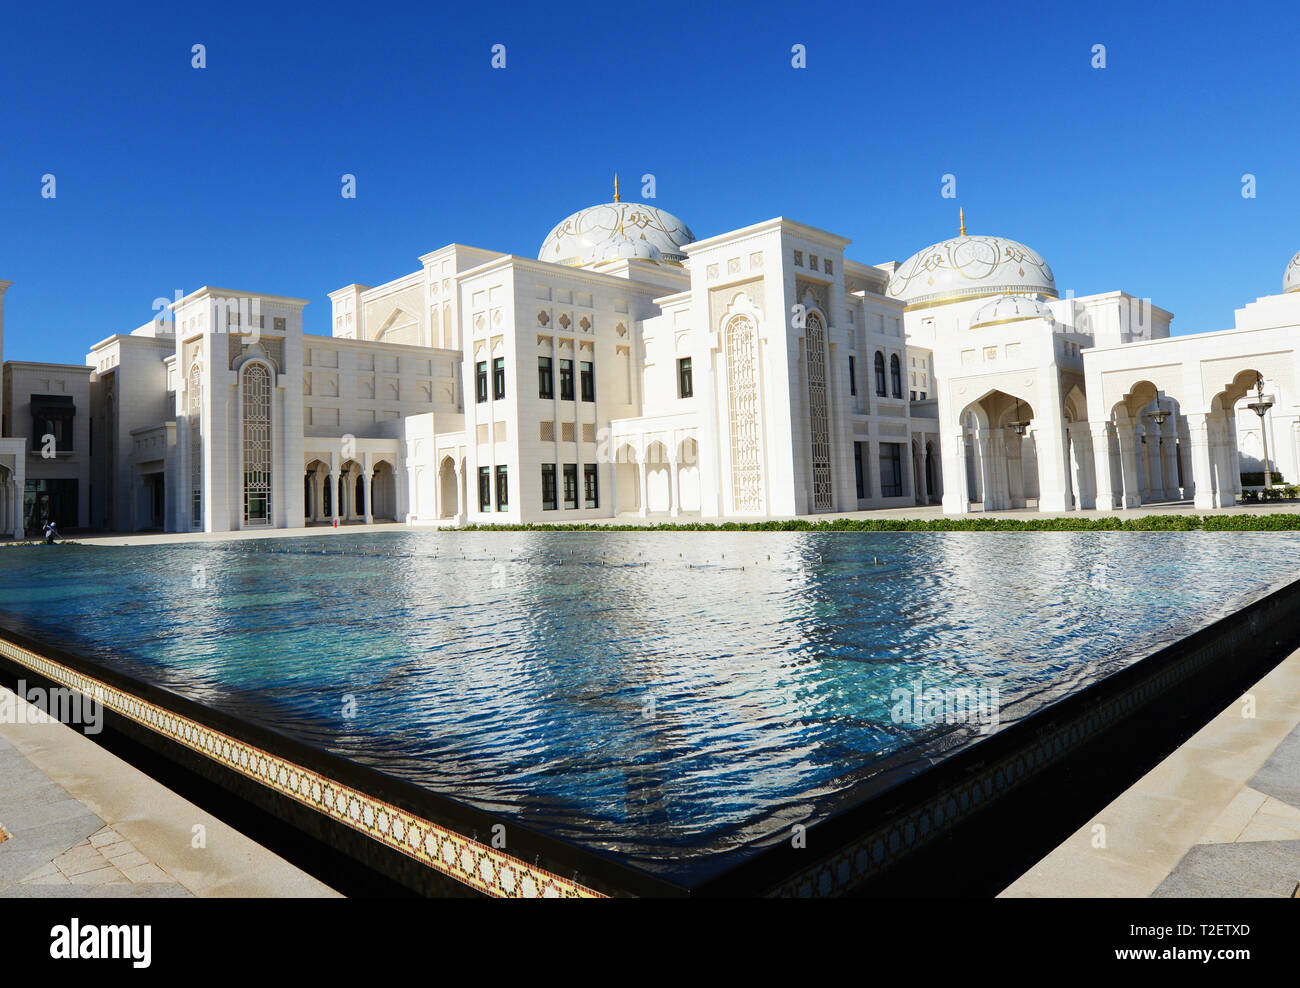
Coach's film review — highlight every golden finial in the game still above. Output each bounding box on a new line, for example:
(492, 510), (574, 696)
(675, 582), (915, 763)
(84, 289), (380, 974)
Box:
(959, 207), (967, 237)
(613, 173), (621, 203)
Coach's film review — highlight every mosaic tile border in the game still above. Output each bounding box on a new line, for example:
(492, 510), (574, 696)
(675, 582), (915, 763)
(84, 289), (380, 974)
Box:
(0, 634), (604, 899)
(765, 589), (1296, 897)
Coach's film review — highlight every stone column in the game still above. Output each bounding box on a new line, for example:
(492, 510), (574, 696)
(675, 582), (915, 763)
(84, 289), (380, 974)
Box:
(976, 428), (996, 511)
(918, 441), (930, 505)
(1186, 414), (1216, 509)
(1067, 423), (1096, 509)
(363, 470), (374, 524)
(1116, 423), (1142, 509)
(669, 453), (680, 518)
(454, 462), (465, 523)
(638, 454), (649, 518)
(1145, 428), (1163, 501)
(1161, 423), (1181, 500)
(941, 430), (969, 515)
(329, 472), (340, 525)
(1090, 422), (1117, 510)
(1032, 419), (1072, 513)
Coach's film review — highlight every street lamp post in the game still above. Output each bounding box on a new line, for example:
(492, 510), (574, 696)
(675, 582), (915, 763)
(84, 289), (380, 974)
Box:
(1246, 376), (1275, 489)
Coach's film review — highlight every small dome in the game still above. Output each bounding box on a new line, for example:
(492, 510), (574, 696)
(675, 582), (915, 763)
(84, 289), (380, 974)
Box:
(539, 201), (694, 267)
(969, 294), (1055, 329)
(887, 234), (1056, 309)
(583, 235), (664, 265)
(1285, 249), (1300, 293)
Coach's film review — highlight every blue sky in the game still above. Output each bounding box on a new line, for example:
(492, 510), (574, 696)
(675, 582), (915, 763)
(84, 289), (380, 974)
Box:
(1, 0), (1296, 363)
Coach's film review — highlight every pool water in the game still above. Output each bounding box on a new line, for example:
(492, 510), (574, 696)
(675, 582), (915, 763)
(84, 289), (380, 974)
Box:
(0, 530), (1295, 882)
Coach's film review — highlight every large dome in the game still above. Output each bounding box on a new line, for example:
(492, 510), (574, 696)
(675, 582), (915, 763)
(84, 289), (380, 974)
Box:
(887, 234), (1056, 309)
(539, 201), (694, 267)
(1285, 249), (1300, 293)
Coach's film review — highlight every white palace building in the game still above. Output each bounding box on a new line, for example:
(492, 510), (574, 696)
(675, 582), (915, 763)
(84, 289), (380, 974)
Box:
(2, 188), (1299, 537)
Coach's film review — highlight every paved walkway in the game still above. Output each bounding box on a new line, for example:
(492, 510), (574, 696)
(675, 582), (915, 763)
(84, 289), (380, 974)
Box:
(1002, 648), (1300, 898)
(41, 499), (1300, 548)
(0, 685), (338, 898)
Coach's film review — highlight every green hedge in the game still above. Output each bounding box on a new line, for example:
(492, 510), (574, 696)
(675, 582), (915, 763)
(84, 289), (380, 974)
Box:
(455, 514), (1300, 534)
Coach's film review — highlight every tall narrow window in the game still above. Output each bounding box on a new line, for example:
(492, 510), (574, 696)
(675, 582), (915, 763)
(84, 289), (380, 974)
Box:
(890, 354), (903, 398)
(538, 357), (554, 399)
(478, 466), (491, 511)
(559, 360), (574, 401)
(879, 442), (903, 497)
(563, 463), (578, 508)
(188, 363), (203, 529)
(677, 357), (693, 398)
(580, 361), (595, 402)
(854, 442), (865, 499)
(495, 464), (508, 511)
(241, 362), (272, 525)
(493, 357), (506, 400)
(805, 313), (833, 511)
(541, 464), (557, 510)
(475, 361), (488, 403)
(849, 355), (857, 396)
(583, 464), (598, 508)
(874, 351), (886, 396)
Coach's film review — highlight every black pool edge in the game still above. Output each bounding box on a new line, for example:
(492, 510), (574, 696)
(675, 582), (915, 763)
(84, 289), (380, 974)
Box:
(2, 571), (1299, 899)
(0, 624), (687, 899)
(699, 574), (1300, 897)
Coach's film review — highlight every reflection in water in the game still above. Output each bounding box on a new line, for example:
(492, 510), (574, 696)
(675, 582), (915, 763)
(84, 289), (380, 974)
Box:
(0, 530), (1295, 880)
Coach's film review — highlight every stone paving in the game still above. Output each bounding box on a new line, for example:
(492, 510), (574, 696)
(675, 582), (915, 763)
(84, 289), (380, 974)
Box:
(1002, 648), (1300, 898)
(0, 686), (338, 898)
(0, 733), (190, 897)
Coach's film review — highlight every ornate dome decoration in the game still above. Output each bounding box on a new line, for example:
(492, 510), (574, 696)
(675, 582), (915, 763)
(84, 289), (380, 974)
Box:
(582, 235), (664, 266)
(1284, 249), (1300, 293)
(969, 294), (1055, 330)
(539, 179), (694, 267)
(887, 218), (1056, 310)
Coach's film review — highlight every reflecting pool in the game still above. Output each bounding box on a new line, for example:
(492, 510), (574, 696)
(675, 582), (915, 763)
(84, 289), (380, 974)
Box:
(0, 530), (1295, 882)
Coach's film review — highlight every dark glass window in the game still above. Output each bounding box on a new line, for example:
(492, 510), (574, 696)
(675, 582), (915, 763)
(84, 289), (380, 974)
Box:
(475, 361), (488, 404)
(580, 361), (595, 402)
(563, 463), (578, 508)
(583, 464), (598, 508)
(855, 442), (865, 499)
(495, 464), (508, 511)
(677, 357), (693, 399)
(541, 464), (557, 510)
(874, 352), (886, 396)
(538, 357), (554, 399)
(559, 360), (574, 401)
(492, 357), (506, 401)
(849, 355), (857, 396)
(478, 466), (491, 511)
(890, 354), (903, 398)
(31, 395), (75, 452)
(879, 443), (903, 497)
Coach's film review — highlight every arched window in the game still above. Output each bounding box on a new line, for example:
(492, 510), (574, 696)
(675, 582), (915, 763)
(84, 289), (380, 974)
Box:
(355, 473), (366, 517)
(890, 354), (903, 398)
(241, 362), (272, 525)
(874, 351), (887, 396)
(188, 363), (203, 529)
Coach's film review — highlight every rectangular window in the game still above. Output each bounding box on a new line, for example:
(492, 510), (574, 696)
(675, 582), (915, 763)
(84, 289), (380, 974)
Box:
(583, 464), (598, 508)
(559, 360), (574, 401)
(538, 357), (554, 399)
(492, 357), (506, 401)
(478, 466), (491, 511)
(475, 361), (488, 404)
(854, 442), (865, 499)
(910, 391), (917, 401)
(849, 356), (857, 396)
(563, 463), (578, 508)
(677, 357), (693, 399)
(495, 464), (508, 511)
(541, 464), (557, 510)
(879, 443), (903, 498)
(580, 361), (595, 402)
